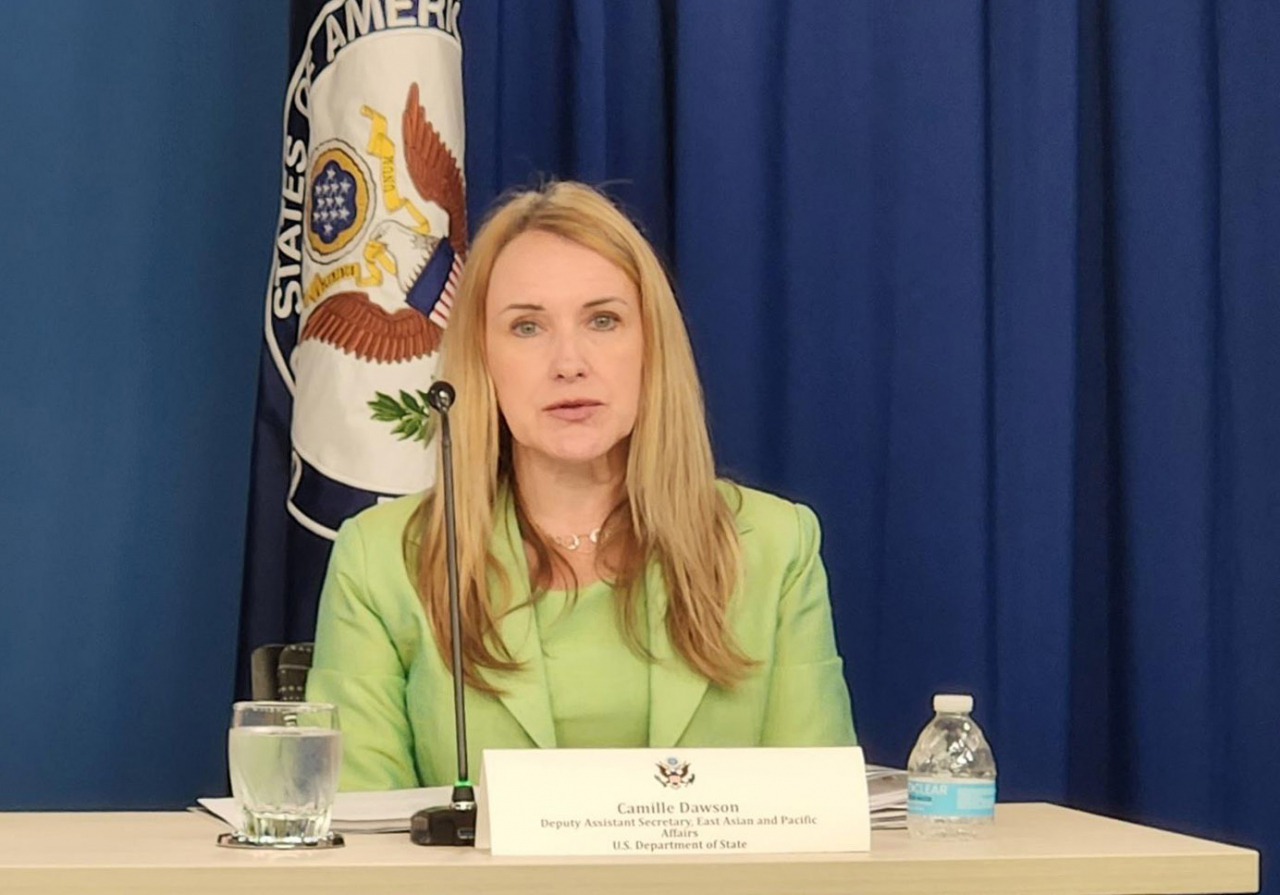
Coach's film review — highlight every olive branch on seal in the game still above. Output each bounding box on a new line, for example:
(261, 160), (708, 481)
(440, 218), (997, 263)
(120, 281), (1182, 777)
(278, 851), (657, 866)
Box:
(368, 390), (437, 444)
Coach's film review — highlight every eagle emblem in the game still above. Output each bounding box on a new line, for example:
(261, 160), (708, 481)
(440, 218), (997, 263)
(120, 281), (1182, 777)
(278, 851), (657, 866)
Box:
(655, 757), (696, 790)
(300, 82), (466, 365)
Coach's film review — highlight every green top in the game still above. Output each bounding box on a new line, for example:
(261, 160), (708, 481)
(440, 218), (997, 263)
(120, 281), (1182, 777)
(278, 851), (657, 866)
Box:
(533, 579), (650, 748)
(307, 481), (857, 791)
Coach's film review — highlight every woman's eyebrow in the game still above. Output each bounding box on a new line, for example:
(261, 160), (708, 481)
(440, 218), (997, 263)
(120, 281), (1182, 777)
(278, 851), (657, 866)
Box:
(497, 302), (544, 314)
(498, 296), (628, 315)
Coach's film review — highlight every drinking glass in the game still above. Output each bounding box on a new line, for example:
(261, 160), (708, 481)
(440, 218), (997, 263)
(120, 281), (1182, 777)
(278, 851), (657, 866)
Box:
(226, 701), (342, 847)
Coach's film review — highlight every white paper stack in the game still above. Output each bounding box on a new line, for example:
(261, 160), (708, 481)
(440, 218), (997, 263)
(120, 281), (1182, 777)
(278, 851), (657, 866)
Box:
(866, 764), (908, 830)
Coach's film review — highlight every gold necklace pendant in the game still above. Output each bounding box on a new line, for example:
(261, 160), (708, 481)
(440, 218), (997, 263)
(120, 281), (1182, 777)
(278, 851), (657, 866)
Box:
(551, 527), (602, 552)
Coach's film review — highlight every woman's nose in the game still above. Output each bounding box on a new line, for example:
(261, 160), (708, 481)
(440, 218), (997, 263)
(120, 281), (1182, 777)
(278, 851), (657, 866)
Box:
(550, 332), (588, 380)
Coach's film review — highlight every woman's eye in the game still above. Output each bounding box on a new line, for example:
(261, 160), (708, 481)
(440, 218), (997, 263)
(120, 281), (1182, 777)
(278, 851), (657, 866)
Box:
(512, 320), (540, 337)
(589, 313), (619, 331)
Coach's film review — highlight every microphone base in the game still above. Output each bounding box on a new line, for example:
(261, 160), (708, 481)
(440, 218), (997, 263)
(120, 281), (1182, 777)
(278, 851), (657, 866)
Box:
(409, 804), (477, 846)
(410, 786), (477, 847)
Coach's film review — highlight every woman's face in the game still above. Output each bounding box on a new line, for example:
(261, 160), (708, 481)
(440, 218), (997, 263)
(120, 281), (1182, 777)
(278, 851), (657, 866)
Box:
(485, 230), (644, 468)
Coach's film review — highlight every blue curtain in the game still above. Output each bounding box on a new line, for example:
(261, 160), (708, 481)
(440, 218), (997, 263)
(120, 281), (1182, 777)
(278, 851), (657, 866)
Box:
(462, 0), (1279, 875)
(1, 2), (1275, 886)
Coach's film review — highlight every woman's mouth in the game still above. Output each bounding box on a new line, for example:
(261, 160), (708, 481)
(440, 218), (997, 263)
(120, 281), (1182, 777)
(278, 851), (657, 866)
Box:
(544, 399), (603, 422)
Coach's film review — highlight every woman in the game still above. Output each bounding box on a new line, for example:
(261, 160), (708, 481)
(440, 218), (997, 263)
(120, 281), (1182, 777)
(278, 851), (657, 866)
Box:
(306, 181), (856, 791)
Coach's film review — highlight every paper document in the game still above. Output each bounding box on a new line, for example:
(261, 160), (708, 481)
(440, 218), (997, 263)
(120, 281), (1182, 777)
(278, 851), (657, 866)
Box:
(866, 764), (908, 829)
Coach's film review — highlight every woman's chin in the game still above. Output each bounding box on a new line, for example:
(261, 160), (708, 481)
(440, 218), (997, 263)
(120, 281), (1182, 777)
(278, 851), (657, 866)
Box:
(547, 446), (613, 465)
(525, 436), (624, 467)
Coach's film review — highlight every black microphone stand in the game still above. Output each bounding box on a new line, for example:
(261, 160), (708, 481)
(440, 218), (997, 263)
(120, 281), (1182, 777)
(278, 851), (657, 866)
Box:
(410, 381), (477, 846)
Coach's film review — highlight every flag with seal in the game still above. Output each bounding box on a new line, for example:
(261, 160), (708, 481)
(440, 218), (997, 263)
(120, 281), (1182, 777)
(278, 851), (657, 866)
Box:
(239, 0), (466, 688)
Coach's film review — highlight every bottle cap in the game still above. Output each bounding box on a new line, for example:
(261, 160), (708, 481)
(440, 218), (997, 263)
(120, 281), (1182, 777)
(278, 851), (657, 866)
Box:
(933, 693), (974, 714)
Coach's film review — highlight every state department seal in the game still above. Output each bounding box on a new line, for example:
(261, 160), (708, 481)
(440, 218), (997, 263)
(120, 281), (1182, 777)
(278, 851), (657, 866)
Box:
(264, 0), (466, 538)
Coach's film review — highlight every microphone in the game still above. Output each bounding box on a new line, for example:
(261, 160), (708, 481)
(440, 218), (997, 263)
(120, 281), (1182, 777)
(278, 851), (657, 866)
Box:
(410, 380), (477, 847)
(424, 380), (455, 414)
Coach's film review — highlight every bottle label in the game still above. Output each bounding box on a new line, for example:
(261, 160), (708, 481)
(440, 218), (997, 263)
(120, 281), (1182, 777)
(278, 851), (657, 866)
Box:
(907, 778), (996, 817)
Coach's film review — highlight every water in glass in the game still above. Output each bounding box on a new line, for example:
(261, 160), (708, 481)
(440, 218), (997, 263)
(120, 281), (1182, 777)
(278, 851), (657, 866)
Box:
(228, 703), (342, 845)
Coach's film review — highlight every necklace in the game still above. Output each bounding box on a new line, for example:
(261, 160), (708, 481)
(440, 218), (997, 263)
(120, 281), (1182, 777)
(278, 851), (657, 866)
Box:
(548, 527), (602, 552)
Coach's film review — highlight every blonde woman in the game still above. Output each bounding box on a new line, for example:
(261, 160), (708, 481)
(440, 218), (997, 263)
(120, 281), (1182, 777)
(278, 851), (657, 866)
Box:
(306, 181), (856, 790)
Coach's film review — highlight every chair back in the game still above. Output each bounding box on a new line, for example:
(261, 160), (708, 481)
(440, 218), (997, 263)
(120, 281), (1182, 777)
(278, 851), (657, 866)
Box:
(249, 642), (314, 701)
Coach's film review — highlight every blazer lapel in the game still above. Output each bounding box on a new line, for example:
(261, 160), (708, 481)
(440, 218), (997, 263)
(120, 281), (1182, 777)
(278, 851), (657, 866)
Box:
(646, 560), (710, 748)
(477, 489), (557, 749)
(646, 501), (754, 748)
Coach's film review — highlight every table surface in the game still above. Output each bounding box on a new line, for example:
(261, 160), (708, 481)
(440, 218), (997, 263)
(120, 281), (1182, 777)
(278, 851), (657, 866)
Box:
(0, 802), (1259, 895)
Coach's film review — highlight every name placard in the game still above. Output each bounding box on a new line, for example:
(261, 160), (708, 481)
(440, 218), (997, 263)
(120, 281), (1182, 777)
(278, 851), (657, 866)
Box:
(475, 746), (869, 856)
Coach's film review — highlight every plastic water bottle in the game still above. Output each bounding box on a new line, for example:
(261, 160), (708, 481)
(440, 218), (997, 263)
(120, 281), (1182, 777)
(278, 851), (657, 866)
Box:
(906, 693), (997, 839)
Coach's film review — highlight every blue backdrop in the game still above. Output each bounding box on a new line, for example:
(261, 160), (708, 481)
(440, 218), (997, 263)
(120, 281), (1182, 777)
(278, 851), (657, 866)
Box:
(0, 1), (287, 808)
(1, 1), (1275, 887)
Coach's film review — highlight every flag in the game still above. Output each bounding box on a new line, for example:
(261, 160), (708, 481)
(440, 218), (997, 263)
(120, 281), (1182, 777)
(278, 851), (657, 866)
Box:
(238, 0), (467, 690)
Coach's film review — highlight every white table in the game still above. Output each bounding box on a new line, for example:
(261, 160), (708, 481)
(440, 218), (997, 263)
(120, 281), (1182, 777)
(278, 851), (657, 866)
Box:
(0, 802), (1259, 895)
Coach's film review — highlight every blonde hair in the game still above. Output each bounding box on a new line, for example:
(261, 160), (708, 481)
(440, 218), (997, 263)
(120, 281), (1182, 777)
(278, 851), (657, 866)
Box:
(407, 181), (749, 693)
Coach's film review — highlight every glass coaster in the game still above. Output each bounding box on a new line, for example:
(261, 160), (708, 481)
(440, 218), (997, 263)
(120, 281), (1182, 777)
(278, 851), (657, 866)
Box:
(216, 830), (345, 849)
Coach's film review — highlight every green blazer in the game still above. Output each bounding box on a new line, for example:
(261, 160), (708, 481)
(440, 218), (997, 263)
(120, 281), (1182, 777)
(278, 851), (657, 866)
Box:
(307, 483), (857, 791)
